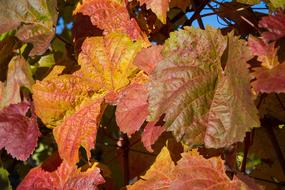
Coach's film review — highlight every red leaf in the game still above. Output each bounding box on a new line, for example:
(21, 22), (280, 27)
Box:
(75, 0), (147, 41)
(134, 45), (163, 74)
(259, 12), (285, 42)
(0, 102), (40, 161)
(141, 121), (165, 152)
(115, 83), (149, 136)
(17, 161), (105, 190)
(53, 98), (105, 165)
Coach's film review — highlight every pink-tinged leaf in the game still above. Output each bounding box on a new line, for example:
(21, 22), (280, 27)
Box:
(259, 12), (285, 42)
(115, 83), (149, 136)
(75, 0), (148, 41)
(17, 161), (105, 190)
(0, 56), (34, 109)
(53, 98), (105, 165)
(248, 36), (278, 69)
(141, 121), (165, 152)
(148, 27), (259, 148)
(136, 0), (170, 24)
(0, 0), (58, 56)
(127, 147), (252, 190)
(252, 63), (285, 93)
(134, 45), (164, 74)
(0, 102), (40, 161)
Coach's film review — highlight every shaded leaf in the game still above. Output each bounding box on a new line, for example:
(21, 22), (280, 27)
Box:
(134, 45), (163, 75)
(0, 0), (58, 55)
(0, 102), (40, 161)
(53, 97), (105, 165)
(75, 0), (147, 41)
(78, 32), (144, 91)
(0, 167), (12, 190)
(148, 27), (259, 148)
(0, 56), (34, 109)
(142, 121), (165, 152)
(170, 0), (191, 12)
(136, 0), (170, 24)
(127, 147), (251, 189)
(17, 161), (105, 190)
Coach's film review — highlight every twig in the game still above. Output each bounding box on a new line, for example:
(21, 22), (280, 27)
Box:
(241, 132), (251, 173)
(122, 134), (130, 185)
(184, 0), (210, 26)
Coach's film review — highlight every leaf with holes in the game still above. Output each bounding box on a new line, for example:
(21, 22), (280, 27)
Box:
(148, 27), (259, 148)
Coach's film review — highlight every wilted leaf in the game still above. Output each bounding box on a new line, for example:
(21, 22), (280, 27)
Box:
(259, 12), (285, 42)
(134, 45), (163, 75)
(78, 32), (144, 91)
(142, 121), (165, 152)
(0, 0), (58, 55)
(53, 97), (105, 165)
(127, 147), (251, 189)
(148, 27), (259, 148)
(114, 83), (149, 136)
(0, 56), (34, 109)
(0, 167), (12, 190)
(135, 0), (170, 24)
(75, 0), (147, 41)
(0, 102), (40, 161)
(17, 161), (105, 190)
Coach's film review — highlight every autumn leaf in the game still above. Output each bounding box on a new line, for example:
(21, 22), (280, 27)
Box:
(0, 0), (58, 55)
(78, 32), (144, 91)
(170, 0), (191, 12)
(259, 12), (285, 42)
(134, 45), (164, 75)
(0, 56), (34, 109)
(17, 161), (105, 190)
(127, 147), (251, 190)
(135, 0), (170, 24)
(141, 121), (165, 152)
(75, 0), (147, 41)
(114, 83), (149, 136)
(53, 97), (105, 165)
(148, 27), (259, 148)
(0, 102), (40, 161)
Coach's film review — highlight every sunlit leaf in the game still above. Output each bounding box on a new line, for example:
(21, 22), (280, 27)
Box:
(75, 0), (147, 41)
(127, 147), (251, 189)
(0, 0), (58, 55)
(53, 97), (105, 165)
(0, 56), (34, 109)
(17, 161), (105, 190)
(148, 27), (259, 148)
(0, 102), (40, 161)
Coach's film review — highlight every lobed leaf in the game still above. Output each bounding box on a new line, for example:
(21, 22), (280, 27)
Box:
(17, 161), (105, 190)
(148, 27), (259, 148)
(127, 147), (252, 190)
(0, 102), (40, 161)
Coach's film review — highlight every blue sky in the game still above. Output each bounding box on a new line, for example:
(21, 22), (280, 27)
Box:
(56, 1), (269, 34)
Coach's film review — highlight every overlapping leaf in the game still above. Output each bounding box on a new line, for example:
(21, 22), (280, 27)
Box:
(148, 27), (259, 148)
(0, 102), (40, 161)
(127, 147), (251, 190)
(17, 161), (105, 190)
(141, 121), (165, 152)
(0, 56), (34, 109)
(53, 97), (105, 165)
(75, 0), (147, 41)
(0, 0), (58, 55)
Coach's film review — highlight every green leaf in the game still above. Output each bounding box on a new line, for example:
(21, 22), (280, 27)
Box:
(0, 167), (12, 190)
(148, 27), (259, 148)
